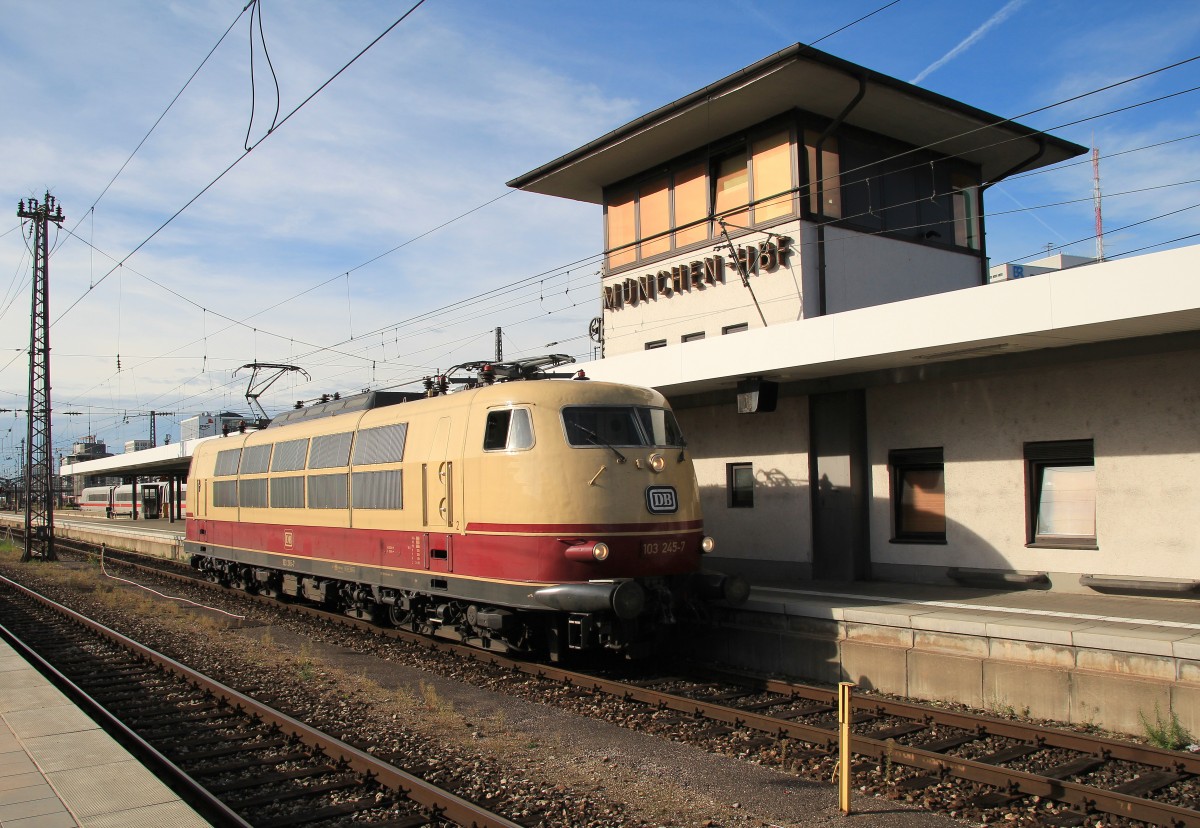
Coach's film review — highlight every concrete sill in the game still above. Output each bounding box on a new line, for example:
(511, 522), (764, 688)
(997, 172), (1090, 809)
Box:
(948, 567), (1050, 590)
(1080, 573), (1200, 597)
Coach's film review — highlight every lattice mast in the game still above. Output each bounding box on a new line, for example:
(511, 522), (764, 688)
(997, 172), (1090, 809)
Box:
(1092, 146), (1104, 262)
(125, 410), (176, 447)
(17, 193), (64, 562)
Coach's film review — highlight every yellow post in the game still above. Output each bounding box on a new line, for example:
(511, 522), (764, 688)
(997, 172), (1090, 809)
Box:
(838, 681), (855, 815)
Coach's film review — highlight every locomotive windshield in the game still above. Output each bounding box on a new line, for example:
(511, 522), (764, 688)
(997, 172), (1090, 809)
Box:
(562, 406), (685, 448)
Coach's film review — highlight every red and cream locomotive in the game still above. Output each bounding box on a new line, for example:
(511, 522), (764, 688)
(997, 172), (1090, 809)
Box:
(185, 356), (746, 659)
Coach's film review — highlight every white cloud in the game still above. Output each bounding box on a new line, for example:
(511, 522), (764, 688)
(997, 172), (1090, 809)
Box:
(911, 0), (1028, 86)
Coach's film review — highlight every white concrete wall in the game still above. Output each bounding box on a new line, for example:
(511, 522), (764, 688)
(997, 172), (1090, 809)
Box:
(822, 227), (981, 314)
(600, 222), (982, 356)
(866, 349), (1200, 584)
(675, 395), (811, 570)
(602, 220), (807, 356)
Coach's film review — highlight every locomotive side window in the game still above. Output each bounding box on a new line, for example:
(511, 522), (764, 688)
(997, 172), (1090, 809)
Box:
(213, 480), (237, 507)
(214, 448), (242, 476)
(563, 406), (685, 448)
(309, 432), (354, 469)
(240, 444), (272, 474)
(271, 438), (308, 471)
(483, 408), (534, 451)
(270, 477), (304, 508)
(352, 470), (403, 509)
(239, 478), (268, 508)
(353, 423), (408, 465)
(308, 473), (349, 509)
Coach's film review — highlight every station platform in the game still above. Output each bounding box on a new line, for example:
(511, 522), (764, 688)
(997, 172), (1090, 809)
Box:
(0, 512), (185, 564)
(708, 578), (1200, 739)
(0, 636), (210, 827)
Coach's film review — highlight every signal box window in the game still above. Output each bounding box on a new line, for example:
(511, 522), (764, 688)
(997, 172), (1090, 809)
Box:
(752, 130), (793, 222)
(712, 149), (749, 230)
(728, 462), (754, 508)
(1025, 439), (1096, 548)
(889, 448), (946, 543)
(483, 408), (534, 451)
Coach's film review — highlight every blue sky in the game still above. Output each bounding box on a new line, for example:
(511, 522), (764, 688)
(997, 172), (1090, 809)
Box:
(1, 0), (1198, 465)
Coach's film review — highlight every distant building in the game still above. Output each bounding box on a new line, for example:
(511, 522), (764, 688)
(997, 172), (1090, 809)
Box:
(988, 252), (1096, 283)
(181, 412), (248, 442)
(124, 440), (153, 453)
(63, 437), (117, 499)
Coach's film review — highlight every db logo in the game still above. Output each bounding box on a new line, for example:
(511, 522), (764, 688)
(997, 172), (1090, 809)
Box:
(283, 530), (294, 549)
(646, 486), (678, 514)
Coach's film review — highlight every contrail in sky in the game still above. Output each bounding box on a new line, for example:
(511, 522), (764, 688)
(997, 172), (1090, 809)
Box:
(911, 0), (1029, 85)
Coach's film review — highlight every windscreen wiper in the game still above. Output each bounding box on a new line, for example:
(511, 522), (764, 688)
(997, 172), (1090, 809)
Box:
(568, 422), (626, 464)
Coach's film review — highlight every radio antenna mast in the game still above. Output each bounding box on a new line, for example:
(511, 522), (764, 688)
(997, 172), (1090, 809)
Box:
(1092, 143), (1104, 262)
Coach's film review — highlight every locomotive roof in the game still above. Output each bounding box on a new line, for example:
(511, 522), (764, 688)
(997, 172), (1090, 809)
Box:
(266, 390), (424, 428)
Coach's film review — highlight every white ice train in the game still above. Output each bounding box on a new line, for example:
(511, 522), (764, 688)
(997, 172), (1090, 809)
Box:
(78, 481), (187, 519)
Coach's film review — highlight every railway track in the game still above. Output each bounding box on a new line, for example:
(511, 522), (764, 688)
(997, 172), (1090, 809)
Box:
(0, 573), (523, 828)
(26, 534), (1200, 826)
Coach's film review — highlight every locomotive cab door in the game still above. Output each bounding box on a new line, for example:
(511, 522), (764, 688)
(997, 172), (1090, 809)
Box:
(422, 417), (454, 529)
(421, 416), (455, 571)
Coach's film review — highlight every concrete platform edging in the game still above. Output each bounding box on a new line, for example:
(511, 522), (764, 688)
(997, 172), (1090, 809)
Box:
(708, 596), (1200, 738)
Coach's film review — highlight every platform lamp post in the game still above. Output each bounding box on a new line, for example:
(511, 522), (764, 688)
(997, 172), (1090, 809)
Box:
(18, 193), (64, 562)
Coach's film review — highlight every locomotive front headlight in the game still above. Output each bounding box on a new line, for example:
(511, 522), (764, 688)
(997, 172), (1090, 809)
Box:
(648, 453), (666, 473)
(592, 542), (610, 561)
(700, 536), (716, 554)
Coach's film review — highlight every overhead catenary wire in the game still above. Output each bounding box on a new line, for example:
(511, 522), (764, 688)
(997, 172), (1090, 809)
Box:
(52, 3), (253, 256)
(36, 173), (1200, 423)
(32, 55), (1200, 384)
(49, 0), (430, 329)
(23, 140), (1200, 408)
(11, 47), (1200, 429)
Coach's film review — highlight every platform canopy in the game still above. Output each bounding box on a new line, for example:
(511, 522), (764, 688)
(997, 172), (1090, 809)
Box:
(59, 436), (218, 479)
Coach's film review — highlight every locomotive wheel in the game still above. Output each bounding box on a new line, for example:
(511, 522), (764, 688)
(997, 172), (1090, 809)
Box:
(388, 604), (413, 627)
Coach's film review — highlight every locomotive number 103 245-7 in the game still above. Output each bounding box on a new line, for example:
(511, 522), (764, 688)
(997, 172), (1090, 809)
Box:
(641, 540), (687, 557)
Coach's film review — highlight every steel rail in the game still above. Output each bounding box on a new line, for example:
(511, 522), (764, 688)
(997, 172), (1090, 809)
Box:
(0, 573), (525, 828)
(706, 667), (1200, 776)
(42, 531), (1200, 827)
(0, 615), (252, 828)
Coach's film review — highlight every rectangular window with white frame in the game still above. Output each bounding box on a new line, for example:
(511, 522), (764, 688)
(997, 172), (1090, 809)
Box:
(727, 462), (754, 508)
(1025, 439), (1096, 548)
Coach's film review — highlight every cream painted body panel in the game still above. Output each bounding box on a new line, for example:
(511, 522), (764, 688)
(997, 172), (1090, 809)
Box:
(188, 380), (702, 534)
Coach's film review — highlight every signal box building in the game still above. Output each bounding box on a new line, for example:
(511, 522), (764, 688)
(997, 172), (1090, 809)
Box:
(509, 43), (1200, 598)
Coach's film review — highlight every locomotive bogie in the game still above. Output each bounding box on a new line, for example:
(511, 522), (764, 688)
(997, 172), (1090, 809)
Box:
(184, 378), (744, 657)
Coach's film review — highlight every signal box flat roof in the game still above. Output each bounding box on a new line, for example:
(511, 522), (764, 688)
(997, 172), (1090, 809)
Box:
(508, 43), (1086, 203)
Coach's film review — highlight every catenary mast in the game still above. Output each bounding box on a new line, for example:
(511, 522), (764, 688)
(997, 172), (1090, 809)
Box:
(17, 193), (64, 562)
